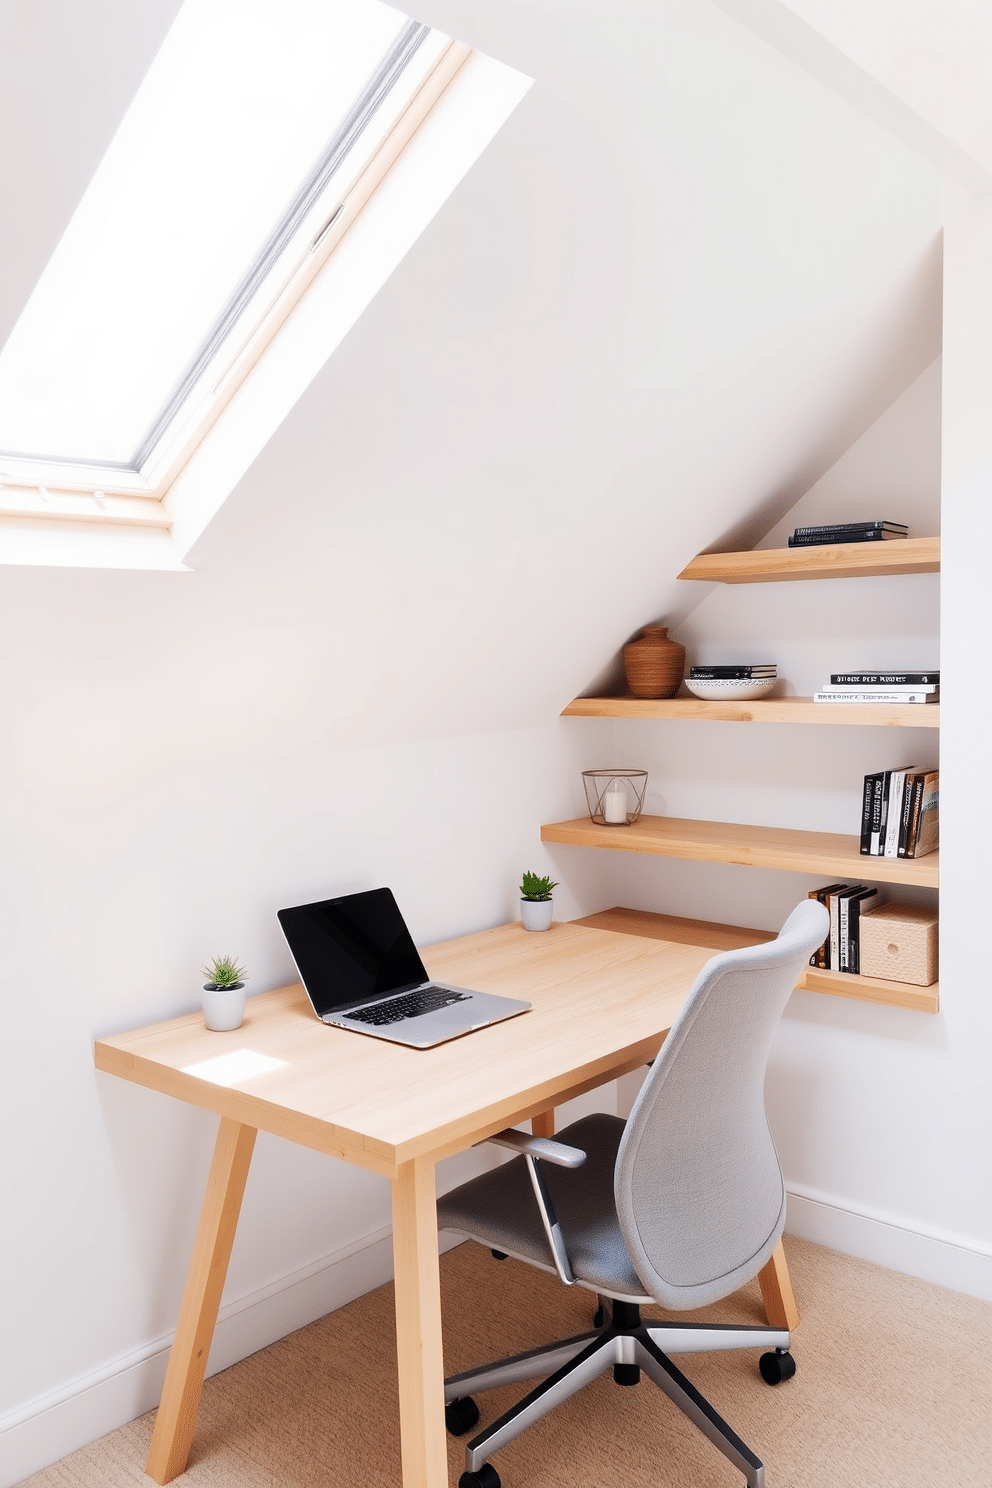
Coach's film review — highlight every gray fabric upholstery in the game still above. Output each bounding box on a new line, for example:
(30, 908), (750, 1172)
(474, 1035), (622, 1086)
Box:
(437, 899), (829, 1311)
(437, 1112), (648, 1297)
(615, 900), (828, 1308)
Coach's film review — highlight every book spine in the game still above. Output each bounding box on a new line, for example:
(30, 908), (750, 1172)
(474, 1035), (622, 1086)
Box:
(828, 889), (845, 969)
(901, 774), (925, 857)
(860, 774), (877, 855)
(830, 673), (938, 686)
(872, 774), (889, 856)
(808, 884), (845, 967)
(789, 531), (903, 546)
(839, 893), (851, 972)
(884, 771), (908, 857)
(807, 888), (827, 968)
(814, 692), (936, 704)
(911, 778), (940, 858)
(794, 521), (905, 535)
(689, 669), (775, 679)
(849, 889), (881, 974)
(897, 772), (918, 857)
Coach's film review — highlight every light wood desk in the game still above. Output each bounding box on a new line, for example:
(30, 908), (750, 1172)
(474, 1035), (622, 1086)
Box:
(93, 919), (797, 1488)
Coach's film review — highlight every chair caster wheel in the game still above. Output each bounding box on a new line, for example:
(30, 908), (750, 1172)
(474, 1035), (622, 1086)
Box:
(491, 1248), (508, 1260)
(759, 1349), (797, 1385)
(459, 1465), (500, 1488)
(445, 1396), (481, 1435)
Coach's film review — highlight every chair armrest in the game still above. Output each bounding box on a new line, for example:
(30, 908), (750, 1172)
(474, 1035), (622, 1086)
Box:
(476, 1128), (585, 1285)
(482, 1128), (587, 1169)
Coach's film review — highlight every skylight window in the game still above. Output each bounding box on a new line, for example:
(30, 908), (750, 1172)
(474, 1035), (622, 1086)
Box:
(0, 0), (531, 566)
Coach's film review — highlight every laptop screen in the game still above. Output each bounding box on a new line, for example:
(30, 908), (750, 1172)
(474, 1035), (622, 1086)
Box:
(277, 887), (430, 1017)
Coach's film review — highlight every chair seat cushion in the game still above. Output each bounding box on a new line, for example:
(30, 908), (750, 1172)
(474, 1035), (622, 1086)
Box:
(437, 1113), (649, 1298)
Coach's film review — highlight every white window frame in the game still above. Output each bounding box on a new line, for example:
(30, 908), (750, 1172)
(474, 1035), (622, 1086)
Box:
(0, 27), (530, 567)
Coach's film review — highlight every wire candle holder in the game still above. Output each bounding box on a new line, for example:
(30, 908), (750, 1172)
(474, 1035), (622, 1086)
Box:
(582, 769), (648, 826)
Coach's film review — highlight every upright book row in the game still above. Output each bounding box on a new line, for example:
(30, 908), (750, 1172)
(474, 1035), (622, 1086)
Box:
(808, 883), (880, 974)
(861, 767), (939, 859)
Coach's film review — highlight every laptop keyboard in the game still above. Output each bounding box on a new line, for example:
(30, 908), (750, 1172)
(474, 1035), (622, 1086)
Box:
(345, 985), (470, 1026)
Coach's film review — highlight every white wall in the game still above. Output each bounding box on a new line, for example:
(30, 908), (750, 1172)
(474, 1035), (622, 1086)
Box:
(0, 1), (981, 1483)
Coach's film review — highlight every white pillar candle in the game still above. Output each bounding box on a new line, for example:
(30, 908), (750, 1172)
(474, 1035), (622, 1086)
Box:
(603, 785), (627, 823)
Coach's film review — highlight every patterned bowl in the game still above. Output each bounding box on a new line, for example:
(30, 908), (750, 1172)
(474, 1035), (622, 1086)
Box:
(684, 678), (778, 701)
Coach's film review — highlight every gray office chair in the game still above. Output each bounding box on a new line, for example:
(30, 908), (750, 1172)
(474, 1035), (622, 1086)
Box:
(437, 898), (829, 1488)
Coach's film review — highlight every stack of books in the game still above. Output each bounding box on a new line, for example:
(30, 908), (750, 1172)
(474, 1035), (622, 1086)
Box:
(814, 671), (939, 705)
(689, 664), (776, 680)
(807, 883), (882, 974)
(788, 520), (908, 547)
(860, 766), (939, 859)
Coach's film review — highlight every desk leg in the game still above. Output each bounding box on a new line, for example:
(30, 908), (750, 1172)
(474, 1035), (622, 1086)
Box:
(391, 1156), (447, 1488)
(757, 1240), (800, 1330)
(531, 1110), (556, 1138)
(146, 1118), (257, 1483)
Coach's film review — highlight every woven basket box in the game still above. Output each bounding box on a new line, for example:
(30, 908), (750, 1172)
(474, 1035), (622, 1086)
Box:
(859, 903), (938, 986)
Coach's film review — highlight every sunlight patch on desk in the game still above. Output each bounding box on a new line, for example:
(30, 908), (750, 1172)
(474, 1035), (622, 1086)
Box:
(182, 1050), (288, 1086)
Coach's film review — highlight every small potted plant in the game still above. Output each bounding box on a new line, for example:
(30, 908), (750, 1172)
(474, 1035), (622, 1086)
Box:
(519, 871), (558, 932)
(202, 955), (248, 1031)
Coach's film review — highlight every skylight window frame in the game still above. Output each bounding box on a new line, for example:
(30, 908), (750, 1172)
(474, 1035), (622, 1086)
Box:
(0, 22), (474, 532)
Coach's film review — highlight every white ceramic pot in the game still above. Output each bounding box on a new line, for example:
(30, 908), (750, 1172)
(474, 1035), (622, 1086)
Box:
(202, 981), (247, 1031)
(520, 898), (553, 932)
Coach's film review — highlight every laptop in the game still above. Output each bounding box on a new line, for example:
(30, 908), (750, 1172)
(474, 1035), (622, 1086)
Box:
(277, 887), (531, 1048)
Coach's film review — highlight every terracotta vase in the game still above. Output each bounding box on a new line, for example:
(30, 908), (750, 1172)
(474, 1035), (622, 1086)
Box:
(622, 626), (686, 699)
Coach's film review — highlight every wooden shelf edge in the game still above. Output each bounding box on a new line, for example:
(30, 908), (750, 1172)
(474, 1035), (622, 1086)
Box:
(561, 696), (939, 727)
(799, 965), (939, 1013)
(570, 908), (938, 1012)
(677, 535), (940, 584)
(542, 815), (939, 888)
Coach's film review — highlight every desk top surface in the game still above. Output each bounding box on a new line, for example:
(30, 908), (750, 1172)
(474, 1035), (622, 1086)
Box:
(94, 922), (714, 1175)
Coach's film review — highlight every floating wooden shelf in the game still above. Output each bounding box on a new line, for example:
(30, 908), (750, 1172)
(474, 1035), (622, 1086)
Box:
(561, 696), (940, 728)
(542, 814), (939, 888)
(573, 907), (938, 1013)
(677, 536), (940, 584)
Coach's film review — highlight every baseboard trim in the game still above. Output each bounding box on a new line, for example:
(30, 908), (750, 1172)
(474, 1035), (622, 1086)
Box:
(0, 1224), (461, 1488)
(7, 1182), (989, 1487)
(786, 1184), (992, 1300)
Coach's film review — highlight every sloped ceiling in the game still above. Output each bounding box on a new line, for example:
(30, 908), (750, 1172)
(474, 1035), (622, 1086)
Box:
(1, 0), (945, 736)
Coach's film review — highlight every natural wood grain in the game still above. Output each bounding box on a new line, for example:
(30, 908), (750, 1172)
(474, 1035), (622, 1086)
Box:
(145, 1119), (257, 1483)
(758, 1240), (800, 1331)
(574, 907), (776, 952)
(94, 924), (717, 1174)
(677, 536), (940, 583)
(572, 907), (939, 1013)
(100, 924), (721, 1488)
(392, 1157), (448, 1488)
(561, 695), (940, 728)
(800, 964), (939, 1013)
(542, 815), (939, 888)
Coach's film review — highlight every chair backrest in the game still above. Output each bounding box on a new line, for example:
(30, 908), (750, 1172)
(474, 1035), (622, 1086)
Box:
(614, 899), (829, 1311)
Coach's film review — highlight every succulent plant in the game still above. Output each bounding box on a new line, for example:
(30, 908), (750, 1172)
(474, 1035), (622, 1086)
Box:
(202, 955), (247, 989)
(519, 871), (558, 902)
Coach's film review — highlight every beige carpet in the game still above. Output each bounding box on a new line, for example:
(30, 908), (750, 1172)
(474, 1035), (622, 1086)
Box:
(22, 1237), (991, 1488)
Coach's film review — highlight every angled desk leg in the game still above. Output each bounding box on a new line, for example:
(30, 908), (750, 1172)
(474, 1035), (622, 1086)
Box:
(146, 1118), (257, 1484)
(392, 1156), (447, 1488)
(758, 1240), (800, 1330)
